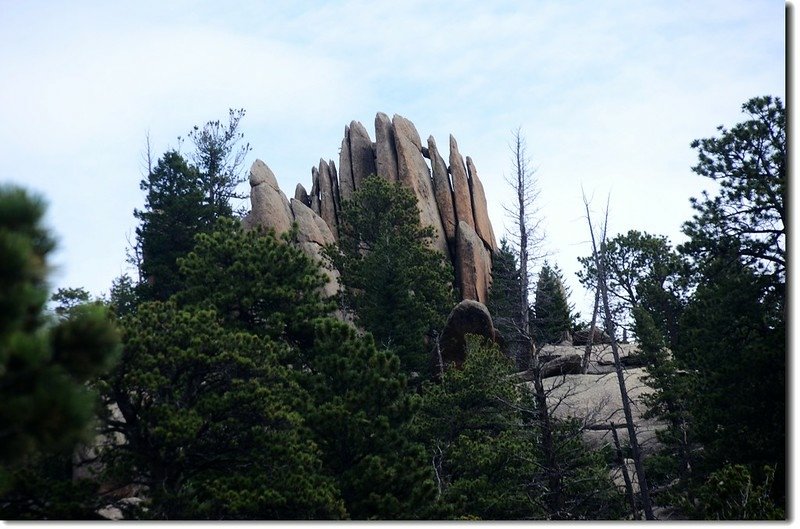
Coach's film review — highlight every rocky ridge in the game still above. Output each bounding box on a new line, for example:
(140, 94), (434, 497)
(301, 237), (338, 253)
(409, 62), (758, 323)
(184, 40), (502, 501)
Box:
(244, 113), (497, 303)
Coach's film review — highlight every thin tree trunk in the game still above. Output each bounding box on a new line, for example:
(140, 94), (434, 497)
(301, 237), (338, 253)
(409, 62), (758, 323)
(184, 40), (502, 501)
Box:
(581, 285), (601, 373)
(611, 423), (639, 520)
(584, 196), (655, 520)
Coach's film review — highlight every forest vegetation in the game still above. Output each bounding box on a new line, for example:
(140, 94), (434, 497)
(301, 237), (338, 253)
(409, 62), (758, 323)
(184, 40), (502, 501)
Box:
(0, 96), (785, 520)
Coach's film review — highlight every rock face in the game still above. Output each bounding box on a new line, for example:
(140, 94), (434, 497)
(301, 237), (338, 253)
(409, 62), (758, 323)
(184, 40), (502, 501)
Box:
(449, 135), (475, 231)
(466, 156), (497, 252)
(289, 198), (339, 298)
(392, 115), (449, 255)
(439, 300), (495, 367)
(243, 161), (340, 297)
(428, 136), (457, 249)
(375, 112), (399, 182)
(246, 113), (498, 303)
(455, 221), (492, 304)
(244, 160), (293, 235)
(349, 120), (377, 189)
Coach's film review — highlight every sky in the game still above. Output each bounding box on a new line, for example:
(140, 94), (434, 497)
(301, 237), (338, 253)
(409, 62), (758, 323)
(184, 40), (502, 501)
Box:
(0, 0), (786, 316)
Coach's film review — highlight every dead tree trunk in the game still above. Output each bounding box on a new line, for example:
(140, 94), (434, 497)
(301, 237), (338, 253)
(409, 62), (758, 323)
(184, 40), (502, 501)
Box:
(581, 285), (601, 373)
(584, 196), (655, 520)
(506, 130), (561, 516)
(611, 424), (639, 520)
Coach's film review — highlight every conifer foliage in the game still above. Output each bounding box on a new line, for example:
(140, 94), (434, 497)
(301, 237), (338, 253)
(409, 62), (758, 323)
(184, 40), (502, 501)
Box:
(327, 175), (455, 376)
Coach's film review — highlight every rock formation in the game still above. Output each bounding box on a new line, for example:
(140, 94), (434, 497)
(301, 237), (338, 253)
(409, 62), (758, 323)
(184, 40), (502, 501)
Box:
(438, 300), (496, 367)
(244, 113), (498, 303)
(244, 159), (339, 296)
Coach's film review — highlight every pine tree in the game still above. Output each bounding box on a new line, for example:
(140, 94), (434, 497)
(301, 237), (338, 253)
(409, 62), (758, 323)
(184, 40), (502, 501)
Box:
(0, 186), (120, 516)
(413, 337), (545, 519)
(104, 301), (345, 519)
(327, 175), (455, 376)
(532, 262), (574, 345)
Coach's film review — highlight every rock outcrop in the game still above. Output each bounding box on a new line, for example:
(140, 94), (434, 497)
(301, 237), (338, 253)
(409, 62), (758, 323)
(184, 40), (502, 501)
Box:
(455, 221), (493, 304)
(244, 159), (339, 296)
(438, 300), (496, 367)
(244, 160), (293, 234)
(244, 113), (498, 303)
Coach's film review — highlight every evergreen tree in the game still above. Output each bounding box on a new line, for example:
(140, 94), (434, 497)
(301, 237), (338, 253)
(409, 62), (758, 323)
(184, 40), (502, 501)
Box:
(327, 175), (455, 376)
(133, 109), (251, 302)
(0, 186), (120, 515)
(487, 239), (526, 362)
(104, 301), (345, 519)
(119, 217), (433, 519)
(134, 151), (214, 301)
(175, 217), (333, 344)
(532, 262), (574, 345)
(577, 230), (686, 346)
(413, 337), (545, 519)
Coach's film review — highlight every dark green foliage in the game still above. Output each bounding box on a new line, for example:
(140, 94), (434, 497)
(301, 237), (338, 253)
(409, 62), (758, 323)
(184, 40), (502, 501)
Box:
(133, 109), (251, 302)
(675, 260), (784, 503)
(105, 301), (345, 520)
(51, 287), (91, 319)
(0, 186), (120, 514)
(685, 464), (783, 520)
(532, 262), (574, 345)
(176, 217), (333, 343)
(186, 108), (251, 208)
(488, 239), (524, 338)
(296, 319), (435, 519)
(327, 175), (455, 376)
(108, 274), (140, 319)
(414, 337), (544, 519)
(0, 450), (103, 520)
(578, 230), (686, 346)
(134, 151), (214, 301)
(681, 96), (785, 287)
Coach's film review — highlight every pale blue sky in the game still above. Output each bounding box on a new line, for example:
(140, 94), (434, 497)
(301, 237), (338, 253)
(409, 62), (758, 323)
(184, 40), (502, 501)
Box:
(0, 1), (786, 315)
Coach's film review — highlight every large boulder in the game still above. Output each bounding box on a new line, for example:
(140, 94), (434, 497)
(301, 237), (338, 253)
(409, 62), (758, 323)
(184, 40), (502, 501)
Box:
(466, 156), (497, 252)
(449, 135), (475, 230)
(375, 112), (399, 182)
(455, 221), (492, 303)
(245, 159), (293, 234)
(428, 135), (457, 249)
(573, 325), (612, 346)
(439, 300), (495, 367)
(392, 115), (448, 255)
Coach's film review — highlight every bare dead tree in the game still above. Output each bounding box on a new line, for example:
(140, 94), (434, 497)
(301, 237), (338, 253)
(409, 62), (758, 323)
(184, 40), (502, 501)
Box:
(500, 129), (566, 515)
(583, 193), (655, 520)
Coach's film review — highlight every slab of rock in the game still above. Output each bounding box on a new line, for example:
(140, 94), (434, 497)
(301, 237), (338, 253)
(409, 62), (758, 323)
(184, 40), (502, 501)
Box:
(573, 326), (612, 346)
(246, 159), (293, 235)
(449, 135), (475, 230)
(349, 120), (376, 189)
(466, 156), (497, 252)
(540, 354), (583, 379)
(428, 135), (457, 249)
(338, 125), (355, 201)
(455, 221), (492, 303)
(375, 112), (399, 182)
(317, 159), (338, 239)
(310, 166), (321, 215)
(393, 115), (448, 255)
(439, 300), (495, 367)
(289, 198), (339, 298)
(329, 159), (341, 221)
(540, 368), (663, 456)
